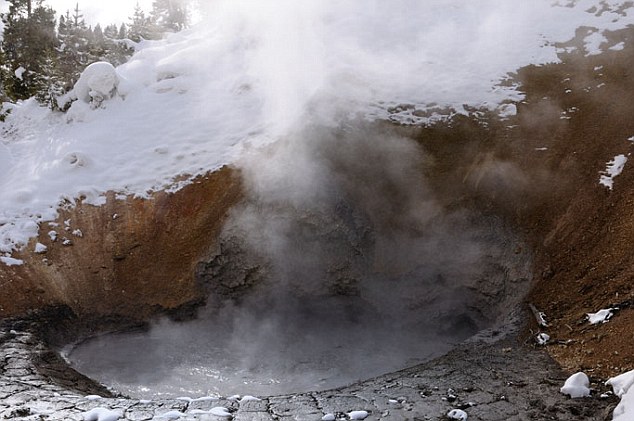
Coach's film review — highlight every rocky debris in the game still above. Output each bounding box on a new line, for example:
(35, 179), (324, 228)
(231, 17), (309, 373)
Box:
(0, 322), (617, 420)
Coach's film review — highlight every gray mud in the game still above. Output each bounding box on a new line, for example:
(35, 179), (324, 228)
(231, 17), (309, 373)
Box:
(0, 318), (617, 420)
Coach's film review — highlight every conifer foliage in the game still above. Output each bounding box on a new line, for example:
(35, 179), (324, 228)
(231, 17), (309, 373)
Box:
(0, 0), (191, 109)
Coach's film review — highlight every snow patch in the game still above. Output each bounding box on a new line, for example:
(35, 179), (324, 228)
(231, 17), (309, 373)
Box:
(609, 41), (625, 51)
(536, 332), (550, 345)
(348, 411), (369, 420)
(560, 372), (591, 398)
(447, 409), (468, 420)
(599, 154), (628, 190)
(587, 308), (614, 324)
(239, 395), (261, 403)
(14, 66), (26, 80)
(321, 414), (335, 421)
(584, 30), (608, 56)
(607, 370), (634, 420)
(209, 407), (233, 417)
(82, 407), (121, 421)
(156, 410), (185, 419)
(498, 103), (517, 118)
(0, 256), (24, 266)
(34, 243), (47, 254)
(66, 62), (120, 107)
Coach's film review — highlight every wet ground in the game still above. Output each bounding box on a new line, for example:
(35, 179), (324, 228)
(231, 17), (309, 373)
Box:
(0, 319), (617, 420)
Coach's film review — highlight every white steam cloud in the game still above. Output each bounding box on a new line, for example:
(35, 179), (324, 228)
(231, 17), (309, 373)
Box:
(64, 0), (633, 400)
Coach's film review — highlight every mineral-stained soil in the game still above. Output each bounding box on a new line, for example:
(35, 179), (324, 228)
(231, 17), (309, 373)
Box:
(0, 166), (242, 320)
(408, 26), (634, 381)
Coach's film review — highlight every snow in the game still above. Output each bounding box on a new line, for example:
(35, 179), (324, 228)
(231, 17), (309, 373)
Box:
(321, 414), (336, 421)
(587, 308), (615, 324)
(607, 370), (634, 420)
(209, 407), (233, 417)
(600, 154), (628, 190)
(239, 395), (261, 403)
(64, 62), (119, 106)
(447, 409), (468, 420)
(82, 407), (121, 421)
(348, 410), (369, 420)
(34, 242), (47, 253)
(536, 332), (550, 345)
(84, 395), (102, 400)
(0, 0), (633, 260)
(0, 256), (24, 266)
(498, 103), (517, 118)
(156, 410), (185, 419)
(14, 66), (25, 80)
(584, 30), (608, 56)
(560, 372), (591, 398)
(609, 42), (625, 51)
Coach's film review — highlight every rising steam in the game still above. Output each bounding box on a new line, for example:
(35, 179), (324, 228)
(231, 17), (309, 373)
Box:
(66, 0), (633, 399)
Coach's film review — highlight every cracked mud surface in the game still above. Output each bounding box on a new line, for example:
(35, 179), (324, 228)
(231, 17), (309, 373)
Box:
(0, 321), (617, 420)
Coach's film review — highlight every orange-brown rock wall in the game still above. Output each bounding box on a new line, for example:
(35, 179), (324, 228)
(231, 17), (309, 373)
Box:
(0, 166), (241, 319)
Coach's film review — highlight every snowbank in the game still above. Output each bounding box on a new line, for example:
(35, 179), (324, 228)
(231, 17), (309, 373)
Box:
(560, 372), (591, 398)
(587, 308), (615, 324)
(607, 370), (634, 420)
(599, 155), (628, 190)
(0, 0), (633, 263)
(67, 61), (119, 106)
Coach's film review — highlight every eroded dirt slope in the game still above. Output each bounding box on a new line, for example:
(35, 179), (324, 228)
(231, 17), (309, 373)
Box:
(0, 166), (241, 319)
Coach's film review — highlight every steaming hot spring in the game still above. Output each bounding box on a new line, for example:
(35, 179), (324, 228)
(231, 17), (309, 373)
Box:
(1, 1), (633, 414)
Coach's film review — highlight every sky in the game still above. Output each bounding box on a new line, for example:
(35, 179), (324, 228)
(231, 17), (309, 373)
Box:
(0, 0), (155, 26)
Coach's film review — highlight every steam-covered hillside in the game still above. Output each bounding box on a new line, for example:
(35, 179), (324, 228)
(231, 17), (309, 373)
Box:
(1, 0), (632, 261)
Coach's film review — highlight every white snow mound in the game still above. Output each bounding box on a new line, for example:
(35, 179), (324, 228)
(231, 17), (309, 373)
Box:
(69, 61), (119, 104)
(560, 372), (591, 398)
(447, 408), (468, 420)
(82, 407), (121, 421)
(607, 370), (634, 420)
(587, 308), (614, 324)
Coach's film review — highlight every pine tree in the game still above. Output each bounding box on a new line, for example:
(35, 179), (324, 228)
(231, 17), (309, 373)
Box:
(118, 23), (127, 39)
(103, 24), (118, 39)
(127, 3), (157, 42)
(1, 0), (58, 101)
(151, 0), (189, 33)
(54, 4), (91, 95)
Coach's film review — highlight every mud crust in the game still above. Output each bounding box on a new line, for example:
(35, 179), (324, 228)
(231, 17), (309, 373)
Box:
(0, 310), (618, 420)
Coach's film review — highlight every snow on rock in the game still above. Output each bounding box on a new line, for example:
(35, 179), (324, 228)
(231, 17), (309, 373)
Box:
(536, 332), (550, 345)
(14, 66), (26, 80)
(447, 409), (468, 420)
(599, 154), (628, 190)
(67, 62), (119, 105)
(210, 407), (233, 417)
(0, 256), (24, 266)
(583, 30), (608, 55)
(348, 410), (369, 420)
(321, 414), (336, 421)
(560, 372), (591, 398)
(34, 242), (47, 254)
(156, 410), (185, 419)
(607, 370), (634, 420)
(587, 308), (614, 324)
(498, 103), (517, 118)
(82, 407), (122, 421)
(239, 395), (261, 403)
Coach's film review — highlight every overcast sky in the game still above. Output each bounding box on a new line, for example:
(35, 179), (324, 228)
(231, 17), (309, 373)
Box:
(1, 0), (155, 26)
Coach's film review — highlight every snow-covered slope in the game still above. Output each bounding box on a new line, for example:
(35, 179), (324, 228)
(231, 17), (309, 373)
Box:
(1, 0), (633, 259)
